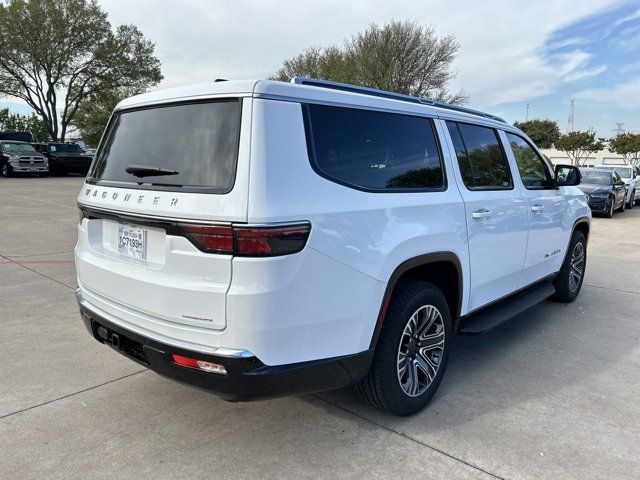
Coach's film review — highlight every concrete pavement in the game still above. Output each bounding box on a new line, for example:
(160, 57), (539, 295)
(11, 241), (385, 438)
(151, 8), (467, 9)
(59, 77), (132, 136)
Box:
(1, 176), (638, 479)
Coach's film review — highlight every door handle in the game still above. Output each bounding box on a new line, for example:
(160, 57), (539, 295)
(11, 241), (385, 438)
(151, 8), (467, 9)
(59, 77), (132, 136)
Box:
(471, 209), (491, 219)
(531, 204), (545, 212)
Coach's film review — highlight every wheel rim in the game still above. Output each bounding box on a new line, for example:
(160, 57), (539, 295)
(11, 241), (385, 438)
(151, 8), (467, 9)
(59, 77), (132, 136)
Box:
(1, 164), (7, 175)
(397, 305), (445, 397)
(610, 201), (614, 216)
(568, 242), (585, 293)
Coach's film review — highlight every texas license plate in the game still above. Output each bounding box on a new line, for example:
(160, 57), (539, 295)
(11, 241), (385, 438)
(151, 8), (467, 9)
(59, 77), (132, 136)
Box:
(117, 224), (147, 260)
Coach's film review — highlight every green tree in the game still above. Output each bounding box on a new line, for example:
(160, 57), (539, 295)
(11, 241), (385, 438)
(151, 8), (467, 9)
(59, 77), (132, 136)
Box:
(71, 88), (135, 147)
(272, 20), (467, 104)
(0, 0), (162, 141)
(513, 119), (560, 149)
(0, 107), (49, 140)
(609, 132), (640, 165)
(555, 131), (604, 166)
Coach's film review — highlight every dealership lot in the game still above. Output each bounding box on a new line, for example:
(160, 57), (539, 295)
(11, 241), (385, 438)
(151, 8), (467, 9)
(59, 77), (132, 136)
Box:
(1, 176), (639, 480)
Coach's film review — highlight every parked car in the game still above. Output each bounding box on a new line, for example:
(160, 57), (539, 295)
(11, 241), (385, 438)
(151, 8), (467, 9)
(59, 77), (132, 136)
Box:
(0, 140), (48, 177)
(0, 131), (36, 143)
(32, 142), (93, 176)
(75, 78), (590, 416)
(578, 168), (627, 217)
(594, 164), (640, 208)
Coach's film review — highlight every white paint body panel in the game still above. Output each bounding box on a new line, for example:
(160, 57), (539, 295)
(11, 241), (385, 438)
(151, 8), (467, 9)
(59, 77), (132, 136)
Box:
(75, 79), (590, 366)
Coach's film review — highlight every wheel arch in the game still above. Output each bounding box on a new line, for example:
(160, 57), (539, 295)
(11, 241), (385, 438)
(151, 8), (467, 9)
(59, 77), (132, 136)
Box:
(370, 252), (463, 349)
(573, 217), (590, 245)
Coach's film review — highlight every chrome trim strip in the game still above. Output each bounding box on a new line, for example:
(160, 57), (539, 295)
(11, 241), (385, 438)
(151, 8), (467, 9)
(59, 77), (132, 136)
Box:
(78, 203), (310, 228)
(76, 288), (255, 359)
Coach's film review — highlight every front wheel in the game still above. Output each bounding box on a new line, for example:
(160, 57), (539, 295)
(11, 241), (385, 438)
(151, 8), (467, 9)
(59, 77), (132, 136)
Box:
(628, 192), (635, 209)
(553, 230), (586, 302)
(357, 280), (452, 416)
(604, 198), (614, 218)
(1, 162), (12, 177)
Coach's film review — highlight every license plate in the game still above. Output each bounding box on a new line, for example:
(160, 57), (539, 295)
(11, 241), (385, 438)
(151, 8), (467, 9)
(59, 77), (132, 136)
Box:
(118, 224), (147, 260)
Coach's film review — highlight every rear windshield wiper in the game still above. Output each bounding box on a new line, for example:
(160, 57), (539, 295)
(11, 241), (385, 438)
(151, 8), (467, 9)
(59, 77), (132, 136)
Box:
(125, 165), (179, 178)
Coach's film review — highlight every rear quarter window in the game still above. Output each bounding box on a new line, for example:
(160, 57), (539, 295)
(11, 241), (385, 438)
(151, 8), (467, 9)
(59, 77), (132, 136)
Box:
(303, 104), (445, 191)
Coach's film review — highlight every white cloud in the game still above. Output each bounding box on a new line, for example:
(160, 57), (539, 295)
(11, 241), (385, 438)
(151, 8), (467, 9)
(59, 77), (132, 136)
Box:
(98, 0), (616, 108)
(572, 77), (640, 109)
(564, 64), (607, 81)
(0, 0), (621, 115)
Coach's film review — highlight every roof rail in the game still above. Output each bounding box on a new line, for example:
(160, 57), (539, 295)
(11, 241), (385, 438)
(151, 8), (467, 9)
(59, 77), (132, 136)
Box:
(290, 77), (506, 124)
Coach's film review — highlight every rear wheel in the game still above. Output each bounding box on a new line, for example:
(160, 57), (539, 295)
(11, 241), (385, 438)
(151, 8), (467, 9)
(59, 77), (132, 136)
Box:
(628, 191), (635, 209)
(617, 196), (626, 213)
(553, 230), (586, 302)
(357, 280), (452, 416)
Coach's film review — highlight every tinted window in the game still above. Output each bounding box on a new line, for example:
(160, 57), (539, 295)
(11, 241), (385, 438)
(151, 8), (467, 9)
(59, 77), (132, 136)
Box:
(581, 170), (611, 185)
(446, 122), (512, 189)
(90, 100), (241, 192)
(505, 133), (552, 189)
(49, 143), (83, 153)
(304, 104), (444, 191)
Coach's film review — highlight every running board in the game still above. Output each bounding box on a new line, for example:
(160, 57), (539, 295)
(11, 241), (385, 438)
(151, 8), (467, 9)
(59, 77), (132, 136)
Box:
(458, 282), (556, 335)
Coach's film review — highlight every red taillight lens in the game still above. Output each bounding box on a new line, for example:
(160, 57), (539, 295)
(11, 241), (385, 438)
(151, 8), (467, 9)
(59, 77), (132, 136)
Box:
(179, 225), (234, 254)
(235, 224), (311, 256)
(178, 223), (310, 257)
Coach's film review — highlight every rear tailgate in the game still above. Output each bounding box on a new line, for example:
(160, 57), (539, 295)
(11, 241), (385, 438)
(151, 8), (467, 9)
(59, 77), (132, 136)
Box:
(75, 97), (252, 334)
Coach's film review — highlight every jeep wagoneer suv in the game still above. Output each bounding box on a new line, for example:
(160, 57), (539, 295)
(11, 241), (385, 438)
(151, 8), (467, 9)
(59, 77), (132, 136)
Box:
(75, 78), (590, 415)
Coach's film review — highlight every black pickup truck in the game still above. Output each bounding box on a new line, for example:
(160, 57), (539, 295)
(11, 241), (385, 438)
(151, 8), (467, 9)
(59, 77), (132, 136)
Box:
(33, 142), (93, 176)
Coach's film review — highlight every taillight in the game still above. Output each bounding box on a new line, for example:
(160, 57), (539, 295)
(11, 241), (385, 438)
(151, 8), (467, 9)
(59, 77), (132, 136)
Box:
(178, 222), (311, 257)
(179, 225), (234, 254)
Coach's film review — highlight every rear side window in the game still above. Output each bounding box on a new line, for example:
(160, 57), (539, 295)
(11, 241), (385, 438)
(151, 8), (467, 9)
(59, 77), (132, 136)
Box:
(303, 104), (445, 191)
(89, 99), (242, 193)
(505, 133), (553, 189)
(446, 122), (512, 190)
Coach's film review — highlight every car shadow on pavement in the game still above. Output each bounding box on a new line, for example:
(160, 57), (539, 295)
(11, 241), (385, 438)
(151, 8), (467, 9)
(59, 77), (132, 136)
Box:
(312, 287), (636, 432)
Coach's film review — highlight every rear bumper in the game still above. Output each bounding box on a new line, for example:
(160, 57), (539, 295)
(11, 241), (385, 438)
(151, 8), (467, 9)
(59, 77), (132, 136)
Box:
(77, 290), (374, 401)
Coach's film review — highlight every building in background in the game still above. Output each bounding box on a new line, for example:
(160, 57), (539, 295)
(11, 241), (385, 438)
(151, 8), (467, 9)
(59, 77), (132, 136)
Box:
(541, 148), (627, 167)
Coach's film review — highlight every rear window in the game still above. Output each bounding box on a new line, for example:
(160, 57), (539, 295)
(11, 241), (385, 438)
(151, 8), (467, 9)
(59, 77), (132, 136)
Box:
(50, 143), (83, 153)
(89, 99), (241, 193)
(303, 104), (445, 191)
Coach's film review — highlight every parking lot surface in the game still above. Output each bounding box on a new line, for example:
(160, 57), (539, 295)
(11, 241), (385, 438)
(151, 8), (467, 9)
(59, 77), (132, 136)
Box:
(1, 176), (639, 479)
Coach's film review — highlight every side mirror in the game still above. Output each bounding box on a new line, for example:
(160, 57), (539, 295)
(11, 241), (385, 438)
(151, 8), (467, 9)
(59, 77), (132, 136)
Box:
(555, 164), (581, 186)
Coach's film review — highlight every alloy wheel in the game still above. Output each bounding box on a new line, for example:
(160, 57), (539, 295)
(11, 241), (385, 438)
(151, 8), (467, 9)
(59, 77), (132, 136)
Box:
(397, 305), (445, 397)
(568, 242), (585, 293)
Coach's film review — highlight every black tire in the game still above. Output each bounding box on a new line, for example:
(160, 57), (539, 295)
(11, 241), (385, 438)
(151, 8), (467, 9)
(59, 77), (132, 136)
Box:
(1, 162), (11, 177)
(552, 230), (586, 303)
(628, 192), (634, 209)
(604, 198), (614, 218)
(356, 280), (452, 416)
(617, 196), (625, 213)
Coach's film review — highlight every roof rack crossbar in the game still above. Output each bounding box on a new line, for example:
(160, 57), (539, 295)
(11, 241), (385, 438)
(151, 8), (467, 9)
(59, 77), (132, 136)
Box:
(290, 77), (506, 124)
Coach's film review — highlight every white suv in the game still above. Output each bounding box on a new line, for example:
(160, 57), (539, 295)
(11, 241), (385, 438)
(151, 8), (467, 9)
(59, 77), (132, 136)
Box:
(75, 78), (590, 415)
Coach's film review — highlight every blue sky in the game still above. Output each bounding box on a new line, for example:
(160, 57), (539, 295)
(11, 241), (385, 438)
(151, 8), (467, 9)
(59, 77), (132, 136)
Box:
(1, 0), (638, 138)
(493, 1), (640, 136)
